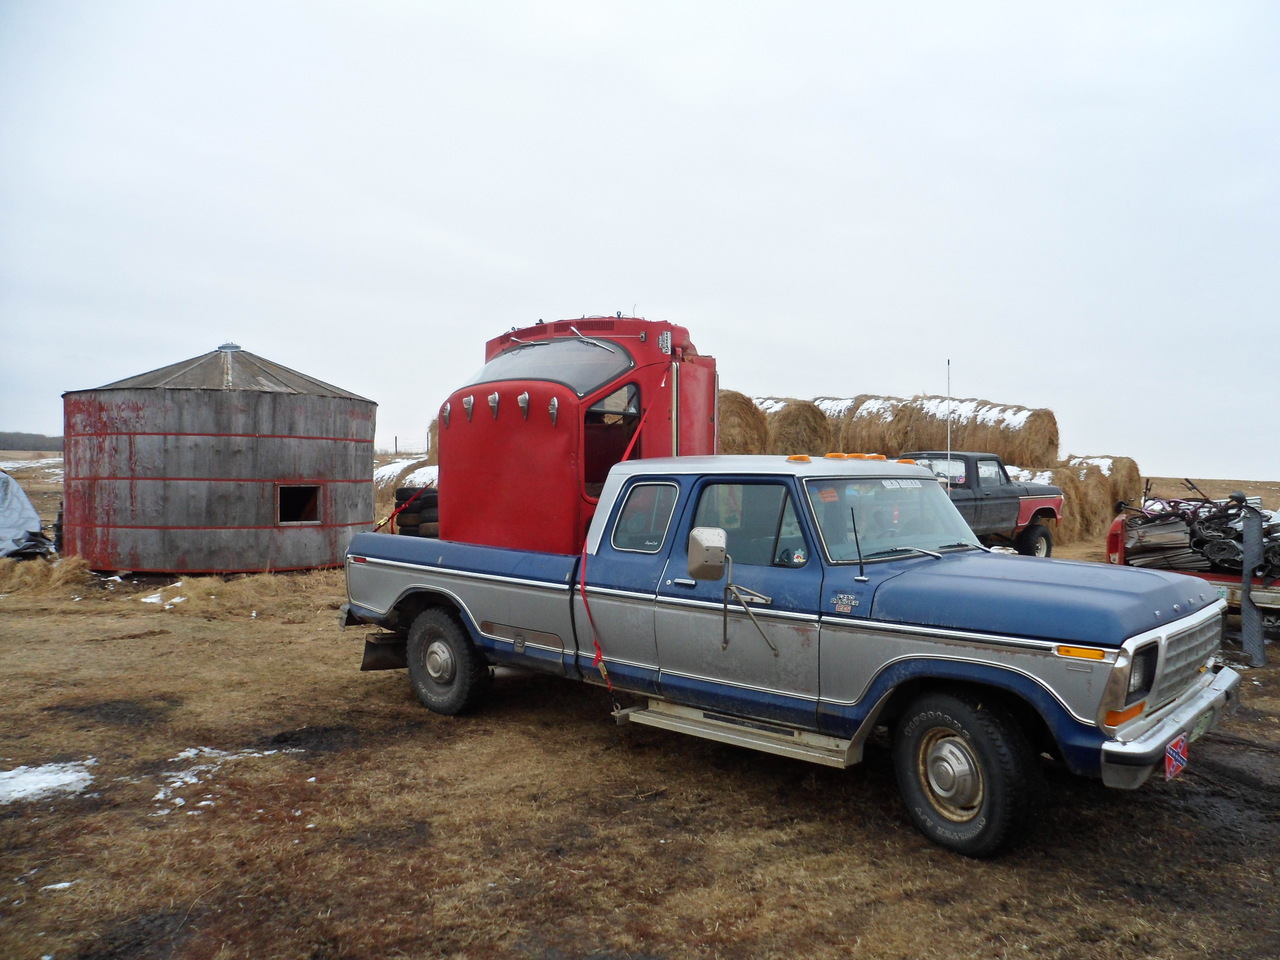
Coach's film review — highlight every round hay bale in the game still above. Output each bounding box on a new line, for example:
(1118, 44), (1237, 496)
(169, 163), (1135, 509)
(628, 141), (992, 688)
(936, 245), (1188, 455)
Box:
(912, 397), (1059, 467)
(835, 395), (909, 456)
(718, 390), (768, 454)
(755, 397), (833, 456)
(1045, 464), (1086, 544)
(1065, 455), (1142, 512)
(1053, 458), (1115, 544)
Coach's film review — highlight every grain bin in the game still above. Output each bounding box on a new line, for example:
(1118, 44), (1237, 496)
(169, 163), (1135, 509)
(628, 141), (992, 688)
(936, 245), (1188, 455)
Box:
(62, 344), (376, 573)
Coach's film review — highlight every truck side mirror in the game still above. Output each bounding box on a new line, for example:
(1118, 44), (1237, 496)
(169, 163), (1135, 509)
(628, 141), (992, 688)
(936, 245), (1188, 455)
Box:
(688, 526), (727, 580)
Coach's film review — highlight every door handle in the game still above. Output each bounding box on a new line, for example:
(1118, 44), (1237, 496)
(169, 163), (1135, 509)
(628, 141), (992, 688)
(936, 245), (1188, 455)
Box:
(672, 578), (697, 588)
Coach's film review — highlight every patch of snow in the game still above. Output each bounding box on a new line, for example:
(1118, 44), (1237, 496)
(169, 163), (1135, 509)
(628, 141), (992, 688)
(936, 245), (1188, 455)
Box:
(752, 397), (789, 415)
(402, 465), (438, 487)
(1007, 467), (1056, 485)
(814, 397), (857, 418)
(149, 746), (299, 815)
(0, 458), (63, 472)
(1071, 456), (1114, 476)
(852, 398), (900, 422)
(40, 881), (77, 891)
(0, 759), (97, 804)
(374, 458), (425, 485)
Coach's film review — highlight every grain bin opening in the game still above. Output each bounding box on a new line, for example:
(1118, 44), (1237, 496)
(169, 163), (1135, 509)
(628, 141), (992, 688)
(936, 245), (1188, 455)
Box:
(61, 344), (376, 574)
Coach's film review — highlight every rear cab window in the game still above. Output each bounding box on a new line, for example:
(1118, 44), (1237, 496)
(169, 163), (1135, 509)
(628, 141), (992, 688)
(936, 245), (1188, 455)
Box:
(611, 482), (679, 553)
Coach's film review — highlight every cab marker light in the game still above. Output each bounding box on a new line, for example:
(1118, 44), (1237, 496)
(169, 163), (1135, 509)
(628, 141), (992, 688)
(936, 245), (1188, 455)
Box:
(1105, 702), (1145, 727)
(849, 453), (868, 460)
(1057, 645), (1106, 660)
(869, 454), (887, 460)
(897, 458), (917, 464)
(787, 455), (811, 462)
(824, 452), (848, 459)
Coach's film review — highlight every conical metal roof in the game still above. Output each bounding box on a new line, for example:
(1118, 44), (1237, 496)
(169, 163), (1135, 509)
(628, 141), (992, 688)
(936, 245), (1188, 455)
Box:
(72, 344), (371, 401)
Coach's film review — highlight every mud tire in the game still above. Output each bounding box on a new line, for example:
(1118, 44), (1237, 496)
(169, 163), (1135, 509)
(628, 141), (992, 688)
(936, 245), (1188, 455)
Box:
(406, 609), (490, 715)
(1015, 523), (1052, 557)
(892, 692), (1043, 858)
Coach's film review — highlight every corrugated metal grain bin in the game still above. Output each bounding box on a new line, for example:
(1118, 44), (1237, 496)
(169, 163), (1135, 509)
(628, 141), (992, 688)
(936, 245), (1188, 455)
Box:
(61, 343), (376, 573)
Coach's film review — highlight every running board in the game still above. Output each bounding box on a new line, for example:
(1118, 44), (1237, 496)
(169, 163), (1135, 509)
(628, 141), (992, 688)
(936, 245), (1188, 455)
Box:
(613, 700), (859, 769)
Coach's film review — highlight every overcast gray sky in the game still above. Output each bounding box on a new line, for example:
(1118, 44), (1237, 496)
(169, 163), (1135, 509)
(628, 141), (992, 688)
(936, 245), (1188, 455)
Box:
(2, 2), (1277, 479)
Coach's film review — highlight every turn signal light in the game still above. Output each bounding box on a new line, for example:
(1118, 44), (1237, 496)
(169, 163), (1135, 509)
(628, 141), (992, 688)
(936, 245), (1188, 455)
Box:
(1057, 645), (1106, 660)
(1105, 702), (1145, 727)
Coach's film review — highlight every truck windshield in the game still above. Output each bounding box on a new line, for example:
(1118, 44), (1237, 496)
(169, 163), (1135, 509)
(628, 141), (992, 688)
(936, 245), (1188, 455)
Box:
(464, 338), (636, 397)
(804, 476), (980, 562)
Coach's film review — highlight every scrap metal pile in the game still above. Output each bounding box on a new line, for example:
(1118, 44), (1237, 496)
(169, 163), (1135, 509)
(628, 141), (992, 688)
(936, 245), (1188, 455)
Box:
(1121, 490), (1280, 576)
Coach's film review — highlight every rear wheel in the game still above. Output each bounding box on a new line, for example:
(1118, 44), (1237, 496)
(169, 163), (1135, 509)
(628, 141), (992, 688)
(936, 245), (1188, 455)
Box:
(892, 692), (1043, 857)
(406, 609), (490, 715)
(1015, 523), (1052, 557)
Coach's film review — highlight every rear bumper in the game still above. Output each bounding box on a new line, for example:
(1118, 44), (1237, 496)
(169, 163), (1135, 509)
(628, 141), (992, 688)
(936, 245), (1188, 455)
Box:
(1100, 666), (1240, 789)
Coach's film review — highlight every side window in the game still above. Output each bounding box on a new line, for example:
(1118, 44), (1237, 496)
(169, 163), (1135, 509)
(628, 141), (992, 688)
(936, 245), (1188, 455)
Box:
(976, 460), (1005, 487)
(611, 482), (678, 553)
(583, 383), (641, 497)
(693, 482), (806, 567)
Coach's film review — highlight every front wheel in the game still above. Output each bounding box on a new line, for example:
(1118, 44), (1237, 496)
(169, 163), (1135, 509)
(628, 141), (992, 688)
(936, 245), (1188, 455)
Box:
(1015, 523), (1052, 557)
(406, 609), (490, 715)
(892, 692), (1043, 857)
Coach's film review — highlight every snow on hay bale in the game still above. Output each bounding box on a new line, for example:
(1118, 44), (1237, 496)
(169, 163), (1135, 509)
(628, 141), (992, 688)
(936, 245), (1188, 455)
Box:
(719, 390), (768, 454)
(833, 395), (1058, 466)
(827, 395), (912, 456)
(754, 397), (833, 456)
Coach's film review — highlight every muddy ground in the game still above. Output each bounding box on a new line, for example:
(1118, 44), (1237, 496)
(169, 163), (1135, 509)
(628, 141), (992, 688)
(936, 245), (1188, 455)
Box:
(2, 458), (1279, 960)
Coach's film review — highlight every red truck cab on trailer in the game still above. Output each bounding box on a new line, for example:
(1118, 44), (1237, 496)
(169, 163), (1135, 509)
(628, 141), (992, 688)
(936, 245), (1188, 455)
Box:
(435, 317), (717, 554)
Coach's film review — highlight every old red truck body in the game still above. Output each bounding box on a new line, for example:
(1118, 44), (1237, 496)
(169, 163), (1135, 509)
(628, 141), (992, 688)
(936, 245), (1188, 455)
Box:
(435, 317), (717, 554)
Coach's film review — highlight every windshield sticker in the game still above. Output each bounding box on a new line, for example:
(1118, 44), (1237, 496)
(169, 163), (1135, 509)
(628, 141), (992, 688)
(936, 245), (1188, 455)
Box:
(818, 487), (840, 503)
(881, 479), (922, 489)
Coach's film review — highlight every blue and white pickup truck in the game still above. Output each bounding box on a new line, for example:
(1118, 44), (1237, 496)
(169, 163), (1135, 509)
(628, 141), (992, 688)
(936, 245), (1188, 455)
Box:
(342, 454), (1240, 857)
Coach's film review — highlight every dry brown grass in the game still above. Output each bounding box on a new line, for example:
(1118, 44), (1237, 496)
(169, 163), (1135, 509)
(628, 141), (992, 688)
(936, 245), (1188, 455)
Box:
(2, 562), (1279, 960)
(0, 555), (91, 595)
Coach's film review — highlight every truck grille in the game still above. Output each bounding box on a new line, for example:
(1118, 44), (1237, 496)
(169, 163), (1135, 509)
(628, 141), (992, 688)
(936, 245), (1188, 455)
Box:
(1150, 615), (1221, 710)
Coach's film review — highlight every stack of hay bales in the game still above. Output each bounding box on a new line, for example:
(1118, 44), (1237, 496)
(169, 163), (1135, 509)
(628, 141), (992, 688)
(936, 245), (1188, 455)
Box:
(725, 393), (1140, 546)
(830, 395), (1059, 468)
(754, 397), (833, 456)
(718, 390), (769, 455)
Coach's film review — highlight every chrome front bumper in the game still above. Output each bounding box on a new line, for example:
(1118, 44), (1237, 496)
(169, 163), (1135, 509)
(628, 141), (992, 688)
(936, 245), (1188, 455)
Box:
(1100, 666), (1241, 789)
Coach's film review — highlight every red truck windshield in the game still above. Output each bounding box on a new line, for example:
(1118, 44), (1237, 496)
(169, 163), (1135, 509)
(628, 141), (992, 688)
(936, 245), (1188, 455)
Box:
(464, 338), (636, 398)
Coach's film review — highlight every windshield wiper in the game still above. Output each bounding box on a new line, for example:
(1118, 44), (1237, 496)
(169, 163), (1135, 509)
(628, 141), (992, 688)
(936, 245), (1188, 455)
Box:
(569, 326), (619, 353)
(936, 541), (984, 552)
(864, 545), (942, 560)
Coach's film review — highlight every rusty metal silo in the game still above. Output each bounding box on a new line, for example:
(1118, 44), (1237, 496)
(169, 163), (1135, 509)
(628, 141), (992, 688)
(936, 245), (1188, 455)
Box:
(62, 343), (376, 573)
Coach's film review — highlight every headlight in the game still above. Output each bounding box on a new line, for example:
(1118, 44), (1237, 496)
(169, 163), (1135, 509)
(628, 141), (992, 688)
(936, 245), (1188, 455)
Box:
(1127, 644), (1158, 704)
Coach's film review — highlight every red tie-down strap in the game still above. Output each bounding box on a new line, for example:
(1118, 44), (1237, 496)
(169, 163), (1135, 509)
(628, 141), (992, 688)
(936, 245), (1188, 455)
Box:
(578, 539), (612, 693)
(576, 377), (666, 693)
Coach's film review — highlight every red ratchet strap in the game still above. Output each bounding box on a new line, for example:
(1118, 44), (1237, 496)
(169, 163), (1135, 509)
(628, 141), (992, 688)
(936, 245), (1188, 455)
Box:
(578, 539), (612, 692)
(375, 486), (431, 532)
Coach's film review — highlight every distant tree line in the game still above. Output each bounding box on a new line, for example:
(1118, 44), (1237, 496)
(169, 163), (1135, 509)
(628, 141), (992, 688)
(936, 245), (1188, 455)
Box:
(0, 432), (63, 451)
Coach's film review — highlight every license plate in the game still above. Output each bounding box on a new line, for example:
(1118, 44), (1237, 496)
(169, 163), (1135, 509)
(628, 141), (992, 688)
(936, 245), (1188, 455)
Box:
(1190, 709), (1215, 742)
(1165, 733), (1189, 780)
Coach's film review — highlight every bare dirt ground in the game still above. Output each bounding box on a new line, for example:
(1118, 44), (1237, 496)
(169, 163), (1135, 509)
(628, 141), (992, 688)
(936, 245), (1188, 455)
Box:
(2, 456), (1279, 960)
